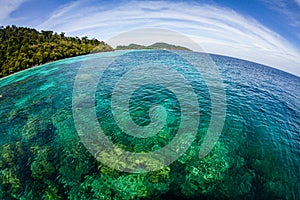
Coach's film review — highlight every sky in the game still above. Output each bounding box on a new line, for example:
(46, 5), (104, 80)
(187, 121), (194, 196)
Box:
(1, 0), (300, 76)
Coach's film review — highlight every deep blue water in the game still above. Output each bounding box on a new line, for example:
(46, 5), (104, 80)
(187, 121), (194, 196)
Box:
(0, 50), (299, 199)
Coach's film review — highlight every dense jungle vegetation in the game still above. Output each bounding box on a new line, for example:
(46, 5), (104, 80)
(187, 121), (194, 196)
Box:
(0, 25), (113, 77)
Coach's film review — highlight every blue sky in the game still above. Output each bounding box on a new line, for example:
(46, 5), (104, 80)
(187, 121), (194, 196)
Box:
(1, 0), (300, 76)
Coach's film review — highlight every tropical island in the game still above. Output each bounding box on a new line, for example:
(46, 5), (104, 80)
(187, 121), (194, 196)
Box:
(0, 26), (192, 78)
(116, 42), (191, 51)
(0, 25), (113, 78)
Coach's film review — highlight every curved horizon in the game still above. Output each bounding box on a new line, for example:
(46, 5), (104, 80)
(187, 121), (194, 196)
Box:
(1, 0), (300, 76)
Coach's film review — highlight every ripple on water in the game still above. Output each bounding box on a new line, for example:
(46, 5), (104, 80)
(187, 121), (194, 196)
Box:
(0, 50), (299, 199)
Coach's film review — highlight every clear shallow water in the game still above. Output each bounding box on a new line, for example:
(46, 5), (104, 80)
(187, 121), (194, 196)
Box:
(0, 50), (299, 199)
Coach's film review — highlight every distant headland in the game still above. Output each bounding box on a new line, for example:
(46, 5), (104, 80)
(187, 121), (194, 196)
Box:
(116, 42), (192, 51)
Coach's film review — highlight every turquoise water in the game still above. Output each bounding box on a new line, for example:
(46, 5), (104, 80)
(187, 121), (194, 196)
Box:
(0, 50), (299, 199)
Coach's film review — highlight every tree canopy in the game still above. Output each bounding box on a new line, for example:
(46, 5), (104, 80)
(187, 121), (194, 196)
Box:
(0, 25), (113, 77)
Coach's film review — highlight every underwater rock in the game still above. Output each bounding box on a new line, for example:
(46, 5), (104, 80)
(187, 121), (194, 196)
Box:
(30, 146), (55, 180)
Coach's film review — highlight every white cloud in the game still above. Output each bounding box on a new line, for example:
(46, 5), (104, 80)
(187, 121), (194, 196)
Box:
(261, 0), (300, 27)
(0, 0), (28, 21)
(37, 0), (300, 76)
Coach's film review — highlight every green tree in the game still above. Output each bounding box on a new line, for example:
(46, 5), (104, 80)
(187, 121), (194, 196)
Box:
(0, 25), (113, 77)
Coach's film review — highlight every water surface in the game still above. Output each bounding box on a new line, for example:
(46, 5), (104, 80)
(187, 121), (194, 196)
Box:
(0, 50), (299, 199)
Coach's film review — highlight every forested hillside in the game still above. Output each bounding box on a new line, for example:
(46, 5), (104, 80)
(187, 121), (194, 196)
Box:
(0, 25), (113, 77)
(116, 42), (191, 51)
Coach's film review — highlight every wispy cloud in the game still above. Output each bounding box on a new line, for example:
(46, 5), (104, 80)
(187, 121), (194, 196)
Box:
(261, 0), (300, 27)
(36, 0), (300, 76)
(0, 0), (28, 21)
